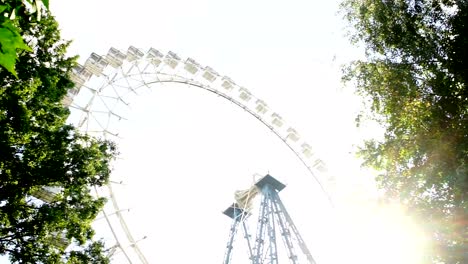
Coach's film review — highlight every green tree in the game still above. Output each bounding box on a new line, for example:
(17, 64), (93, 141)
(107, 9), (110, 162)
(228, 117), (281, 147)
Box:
(0, 7), (115, 264)
(0, 0), (49, 77)
(341, 0), (467, 263)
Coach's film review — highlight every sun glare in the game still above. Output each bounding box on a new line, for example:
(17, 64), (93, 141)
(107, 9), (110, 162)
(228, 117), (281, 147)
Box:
(332, 202), (428, 264)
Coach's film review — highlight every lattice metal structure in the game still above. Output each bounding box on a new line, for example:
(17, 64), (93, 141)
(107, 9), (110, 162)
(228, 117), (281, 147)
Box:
(65, 46), (333, 263)
(223, 175), (316, 264)
(222, 204), (254, 264)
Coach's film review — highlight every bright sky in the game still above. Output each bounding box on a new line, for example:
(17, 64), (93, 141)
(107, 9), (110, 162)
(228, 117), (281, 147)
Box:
(36, 0), (429, 263)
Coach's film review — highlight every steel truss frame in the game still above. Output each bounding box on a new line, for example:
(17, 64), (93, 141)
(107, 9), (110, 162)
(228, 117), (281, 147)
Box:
(223, 175), (317, 264)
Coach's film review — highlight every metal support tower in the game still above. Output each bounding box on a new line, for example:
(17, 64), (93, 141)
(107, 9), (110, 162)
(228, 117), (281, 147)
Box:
(223, 174), (317, 264)
(223, 203), (254, 264)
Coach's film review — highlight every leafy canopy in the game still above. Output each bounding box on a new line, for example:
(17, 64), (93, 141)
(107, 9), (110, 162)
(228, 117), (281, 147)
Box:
(0, 5), (116, 264)
(0, 0), (49, 77)
(341, 0), (467, 263)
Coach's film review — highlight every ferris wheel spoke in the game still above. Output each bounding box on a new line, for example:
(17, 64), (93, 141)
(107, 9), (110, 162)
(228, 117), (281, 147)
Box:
(67, 46), (335, 263)
(92, 186), (134, 264)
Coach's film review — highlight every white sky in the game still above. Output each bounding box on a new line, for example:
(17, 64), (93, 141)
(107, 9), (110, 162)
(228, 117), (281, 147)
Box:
(18, 0), (428, 263)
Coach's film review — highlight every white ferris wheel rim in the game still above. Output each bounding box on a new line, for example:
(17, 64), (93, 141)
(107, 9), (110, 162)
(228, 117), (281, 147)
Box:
(65, 46), (334, 263)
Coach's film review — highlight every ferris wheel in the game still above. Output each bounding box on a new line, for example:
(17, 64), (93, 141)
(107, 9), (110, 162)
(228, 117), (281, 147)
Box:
(64, 46), (335, 263)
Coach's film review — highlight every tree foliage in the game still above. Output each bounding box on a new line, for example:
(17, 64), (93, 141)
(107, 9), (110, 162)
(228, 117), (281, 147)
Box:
(0, 6), (116, 264)
(341, 0), (467, 263)
(0, 0), (49, 77)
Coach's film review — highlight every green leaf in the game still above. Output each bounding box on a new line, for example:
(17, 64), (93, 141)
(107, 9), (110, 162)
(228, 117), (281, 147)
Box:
(42, 0), (49, 9)
(0, 5), (8, 13)
(0, 21), (32, 77)
(0, 28), (19, 76)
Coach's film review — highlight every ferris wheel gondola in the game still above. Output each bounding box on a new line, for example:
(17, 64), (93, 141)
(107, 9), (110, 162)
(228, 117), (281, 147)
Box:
(65, 46), (335, 263)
